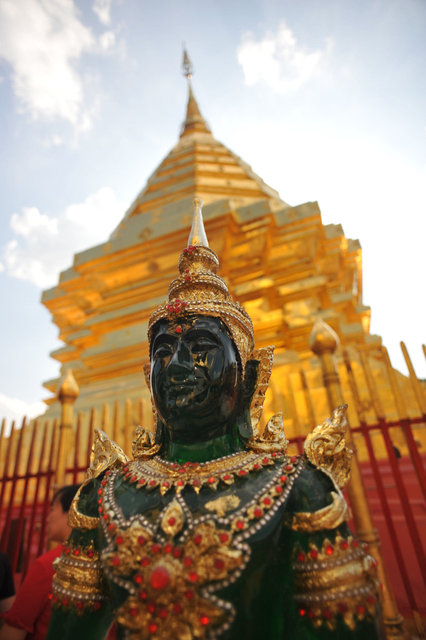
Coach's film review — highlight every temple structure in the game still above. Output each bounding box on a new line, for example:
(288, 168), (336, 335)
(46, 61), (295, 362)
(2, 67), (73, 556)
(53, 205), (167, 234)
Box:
(41, 60), (415, 444)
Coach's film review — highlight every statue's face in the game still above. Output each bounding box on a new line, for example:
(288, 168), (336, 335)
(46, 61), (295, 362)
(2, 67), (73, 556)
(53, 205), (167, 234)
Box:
(150, 316), (241, 443)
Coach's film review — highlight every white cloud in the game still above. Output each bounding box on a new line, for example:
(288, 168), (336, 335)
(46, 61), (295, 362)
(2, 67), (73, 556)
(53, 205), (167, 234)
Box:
(0, 0), (118, 133)
(2, 187), (124, 288)
(237, 22), (333, 93)
(0, 392), (46, 428)
(93, 0), (112, 25)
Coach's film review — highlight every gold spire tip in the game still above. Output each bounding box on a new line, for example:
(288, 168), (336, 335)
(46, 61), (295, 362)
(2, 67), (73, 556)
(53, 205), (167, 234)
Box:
(188, 198), (209, 247)
(182, 46), (193, 80)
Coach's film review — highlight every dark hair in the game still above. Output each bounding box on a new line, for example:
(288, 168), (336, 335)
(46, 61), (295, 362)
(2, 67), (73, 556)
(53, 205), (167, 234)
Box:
(51, 484), (80, 512)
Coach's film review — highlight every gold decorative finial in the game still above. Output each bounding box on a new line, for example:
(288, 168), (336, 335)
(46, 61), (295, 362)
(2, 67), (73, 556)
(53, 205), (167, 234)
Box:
(182, 46), (193, 80)
(309, 319), (339, 355)
(188, 198), (208, 247)
(57, 368), (79, 401)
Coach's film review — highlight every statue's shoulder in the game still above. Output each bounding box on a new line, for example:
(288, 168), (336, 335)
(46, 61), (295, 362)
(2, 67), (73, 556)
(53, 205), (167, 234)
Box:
(69, 429), (130, 530)
(285, 405), (352, 531)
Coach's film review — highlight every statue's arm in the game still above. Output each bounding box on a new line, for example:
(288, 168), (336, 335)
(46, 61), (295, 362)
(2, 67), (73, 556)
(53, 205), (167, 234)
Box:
(280, 406), (384, 638)
(46, 478), (114, 640)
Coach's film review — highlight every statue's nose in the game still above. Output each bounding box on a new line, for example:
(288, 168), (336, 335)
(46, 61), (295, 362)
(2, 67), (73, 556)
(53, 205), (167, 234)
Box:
(167, 340), (193, 380)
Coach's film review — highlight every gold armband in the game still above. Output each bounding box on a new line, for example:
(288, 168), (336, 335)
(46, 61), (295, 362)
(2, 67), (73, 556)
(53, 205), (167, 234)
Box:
(52, 543), (105, 612)
(292, 534), (379, 630)
(284, 491), (350, 532)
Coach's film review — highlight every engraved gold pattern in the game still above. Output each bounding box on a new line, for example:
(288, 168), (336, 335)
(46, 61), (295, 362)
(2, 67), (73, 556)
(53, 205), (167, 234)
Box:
(161, 499), (185, 536)
(132, 424), (161, 459)
(205, 495), (241, 517)
(292, 534), (379, 630)
(86, 429), (130, 483)
(284, 490), (349, 532)
(248, 346), (275, 433)
(304, 405), (353, 488)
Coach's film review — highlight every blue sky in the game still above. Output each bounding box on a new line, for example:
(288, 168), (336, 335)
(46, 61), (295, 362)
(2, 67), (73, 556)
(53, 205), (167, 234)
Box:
(0, 0), (425, 422)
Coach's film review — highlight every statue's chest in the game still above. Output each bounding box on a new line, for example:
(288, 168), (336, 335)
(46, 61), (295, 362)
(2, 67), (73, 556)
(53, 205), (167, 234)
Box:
(98, 453), (301, 639)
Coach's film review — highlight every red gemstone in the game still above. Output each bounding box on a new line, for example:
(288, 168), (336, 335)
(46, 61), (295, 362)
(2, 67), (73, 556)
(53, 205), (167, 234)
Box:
(76, 601), (84, 610)
(112, 556), (120, 566)
(215, 558), (225, 569)
(184, 590), (194, 600)
(98, 498), (102, 504)
(357, 605), (365, 615)
(297, 552), (306, 562)
(131, 476), (137, 483)
(163, 481), (170, 488)
(164, 543), (173, 553)
(150, 566), (170, 590)
(239, 470), (247, 476)
(103, 514), (109, 521)
(87, 549), (94, 557)
(116, 536), (123, 545)
(254, 508), (263, 518)
(193, 479), (201, 486)
(275, 486), (283, 494)
(149, 480), (157, 487)
(263, 497), (271, 506)
(159, 608), (168, 619)
(101, 479), (107, 486)
(340, 540), (349, 550)
(125, 472), (131, 477)
(148, 623), (158, 634)
(325, 545), (334, 555)
(73, 549), (80, 556)
(185, 276), (191, 282)
(129, 607), (138, 617)
(141, 557), (150, 567)
(200, 615), (210, 626)
(323, 608), (332, 620)
(309, 549), (318, 559)
(147, 602), (156, 614)
(285, 464), (293, 471)
(139, 478), (146, 486)
(138, 536), (146, 545)
(177, 480), (184, 486)
(236, 520), (245, 530)
(299, 608), (306, 617)
(173, 547), (182, 558)
(223, 474), (231, 481)
(108, 523), (115, 531)
(173, 602), (182, 614)
(194, 534), (202, 544)
(291, 456), (298, 463)
(253, 464), (259, 470)
(219, 532), (229, 543)
(280, 475), (287, 483)
(64, 547), (70, 555)
(134, 573), (143, 584)
(98, 506), (103, 513)
(183, 557), (193, 567)
(138, 591), (147, 601)
(168, 517), (176, 526)
(352, 540), (359, 548)
(97, 489), (102, 495)
(188, 571), (198, 582)
(175, 326), (182, 334)
(152, 544), (161, 554)
(93, 601), (101, 611)
(208, 476), (215, 484)
(62, 598), (69, 606)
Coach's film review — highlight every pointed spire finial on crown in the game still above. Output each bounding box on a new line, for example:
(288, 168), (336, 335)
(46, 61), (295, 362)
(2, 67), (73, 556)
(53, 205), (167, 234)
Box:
(180, 48), (211, 138)
(188, 198), (209, 247)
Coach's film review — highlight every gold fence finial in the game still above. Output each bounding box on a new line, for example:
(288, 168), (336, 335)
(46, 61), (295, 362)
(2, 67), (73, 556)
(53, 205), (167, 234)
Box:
(309, 319), (339, 356)
(57, 368), (79, 402)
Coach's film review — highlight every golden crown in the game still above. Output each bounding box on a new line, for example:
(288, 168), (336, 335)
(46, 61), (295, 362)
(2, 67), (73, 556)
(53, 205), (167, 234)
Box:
(148, 199), (254, 369)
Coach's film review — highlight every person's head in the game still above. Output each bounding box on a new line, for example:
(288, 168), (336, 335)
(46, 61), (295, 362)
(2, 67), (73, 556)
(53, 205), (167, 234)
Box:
(47, 484), (80, 543)
(151, 315), (244, 443)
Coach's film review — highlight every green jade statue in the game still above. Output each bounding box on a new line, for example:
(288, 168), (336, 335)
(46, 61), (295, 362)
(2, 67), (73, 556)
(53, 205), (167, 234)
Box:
(48, 199), (384, 640)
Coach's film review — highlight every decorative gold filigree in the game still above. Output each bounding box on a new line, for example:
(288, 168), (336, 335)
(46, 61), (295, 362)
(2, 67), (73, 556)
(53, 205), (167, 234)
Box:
(247, 411), (288, 454)
(122, 450), (282, 495)
(86, 429), (130, 483)
(105, 520), (243, 640)
(248, 346), (275, 433)
(68, 486), (99, 530)
(132, 424), (161, 459)
(205, 495), (241, 517)
(292, 534), (379, 630)
(147, 202), (254, 370)
(161, 499), (185, 536)
(283, 490), (350, 532)
(304, 405), (352, 488)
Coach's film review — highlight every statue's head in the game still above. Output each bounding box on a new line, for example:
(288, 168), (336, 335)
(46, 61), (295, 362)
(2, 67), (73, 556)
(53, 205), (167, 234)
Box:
(147, 199), (259, 447)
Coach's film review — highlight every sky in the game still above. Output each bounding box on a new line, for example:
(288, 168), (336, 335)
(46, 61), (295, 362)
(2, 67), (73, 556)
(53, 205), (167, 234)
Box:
(0, 0), (425, 424)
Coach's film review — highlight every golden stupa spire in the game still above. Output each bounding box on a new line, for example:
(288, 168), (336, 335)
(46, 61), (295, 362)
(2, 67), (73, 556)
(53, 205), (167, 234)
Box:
(180, 48), (211, 137)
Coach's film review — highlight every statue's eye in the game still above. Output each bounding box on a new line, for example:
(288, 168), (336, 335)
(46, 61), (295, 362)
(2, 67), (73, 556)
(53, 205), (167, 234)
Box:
(153, 344), (173, 358)
(191, 339), (217, 354)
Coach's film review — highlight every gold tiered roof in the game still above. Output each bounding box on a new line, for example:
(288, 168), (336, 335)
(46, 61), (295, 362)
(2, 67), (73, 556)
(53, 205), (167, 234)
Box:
(41, 68), (377, 422)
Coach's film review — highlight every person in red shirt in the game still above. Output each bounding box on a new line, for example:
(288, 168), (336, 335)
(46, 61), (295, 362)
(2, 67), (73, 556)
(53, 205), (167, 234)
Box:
(0, 484), (80, 640)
